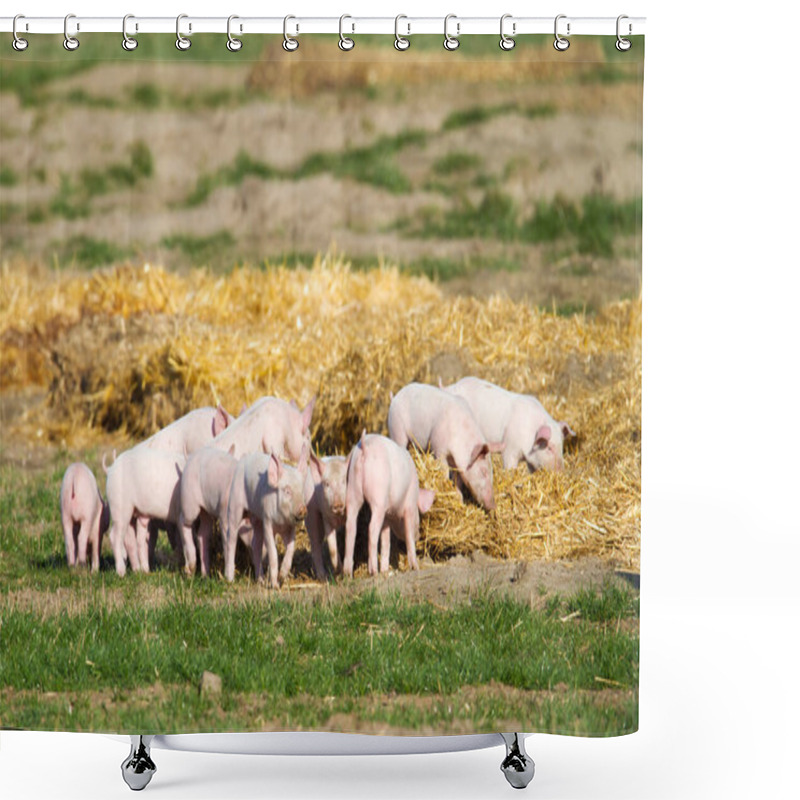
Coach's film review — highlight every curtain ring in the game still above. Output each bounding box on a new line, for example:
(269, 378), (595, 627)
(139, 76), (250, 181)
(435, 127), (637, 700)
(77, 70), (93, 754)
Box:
(227, 15), (243, 51)
(176, 14), (191, 50)
(63, 13), (79, 51)
(283, 15), (299, 51)
(12, 14), (29, 51)
(394, 15), (410, 51)
(122, 14), (138, 51)
(339, 14), (355, 51)
(616, 15), (632, 51)
(553, 14), (570, 51)
(443, 14), (460, 51)
(499, 14), (516, 51)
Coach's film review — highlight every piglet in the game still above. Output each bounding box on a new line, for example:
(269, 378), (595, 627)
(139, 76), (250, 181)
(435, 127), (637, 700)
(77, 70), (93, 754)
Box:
(343, 432), (435, 578)
(209, 396), (314, 463)
(105, 448), (186, 577)
(441, 377), (575, 471)
(144, 404), (234, 454)
(387, 382), (504, 510)
(305, 453), (349, 580)
(60, 462), (109, 571)
(225, 445), (309, 588)
(179, 445), (240, 577)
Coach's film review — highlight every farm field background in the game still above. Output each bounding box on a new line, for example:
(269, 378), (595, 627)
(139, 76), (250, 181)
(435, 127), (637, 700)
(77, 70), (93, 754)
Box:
(0, 35), (641, 734)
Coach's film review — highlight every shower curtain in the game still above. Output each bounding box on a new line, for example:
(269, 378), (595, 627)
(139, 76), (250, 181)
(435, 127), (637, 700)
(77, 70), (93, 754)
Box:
(0, 28), (642, 739)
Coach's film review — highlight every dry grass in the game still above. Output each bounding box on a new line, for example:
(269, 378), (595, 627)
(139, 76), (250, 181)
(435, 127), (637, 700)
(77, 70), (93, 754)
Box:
(0, 253), (640, 568)
(246, 37), (636, 97)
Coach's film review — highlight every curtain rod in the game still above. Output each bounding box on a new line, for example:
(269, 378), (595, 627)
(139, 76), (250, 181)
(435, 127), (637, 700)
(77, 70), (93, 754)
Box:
(1, 16), (646, 38)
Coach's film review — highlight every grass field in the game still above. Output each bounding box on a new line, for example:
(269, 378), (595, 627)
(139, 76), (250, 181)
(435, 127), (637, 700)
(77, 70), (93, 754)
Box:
(0, 443), (638, 734)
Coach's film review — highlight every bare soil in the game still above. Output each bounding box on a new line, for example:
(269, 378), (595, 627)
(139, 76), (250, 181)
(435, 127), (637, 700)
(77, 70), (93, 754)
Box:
(1, 553), (636, 619)
(1, 59), (641, 310)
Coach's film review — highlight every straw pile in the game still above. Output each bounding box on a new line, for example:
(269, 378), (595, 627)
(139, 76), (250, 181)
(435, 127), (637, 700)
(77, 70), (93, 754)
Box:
(0, 254), (640, 568)
(245, 37), (640, 99)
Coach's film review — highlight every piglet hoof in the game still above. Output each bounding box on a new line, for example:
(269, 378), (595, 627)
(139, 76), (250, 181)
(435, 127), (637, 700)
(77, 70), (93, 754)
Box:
(499, 733), (534, 790)
(121, 735), (156, 791)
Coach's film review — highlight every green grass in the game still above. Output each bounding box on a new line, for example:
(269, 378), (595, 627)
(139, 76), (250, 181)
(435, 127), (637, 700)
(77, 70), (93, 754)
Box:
(0, 34), (262, 106)
(186, 131), (428, 206)
(160, 231), (237, 265)
(48, 174), (90, 220)
(79, 141), (154, 196)
(294, 129), (427, 194)
(401, 192), (642, 258)
(0, 457), (637, 733)
(548, 582), (640, 623)
(1, 682), (637, 735)
(0, 202), (21, 224)
(431, 151), (484, 177)
(0, 590), (638, 694)
(53, 235), (135, 270)
(57, 83), (252, 112)
(25, 142), (154, 224)
(403, 255), (521, 281)
(184, 150), (279, 207)
(442, 102), (557, 132)
(131, 82), (162, 109)
(64, 88), (117, 109)
(576, 64), (640, 85)
(0, 164), (18, 186)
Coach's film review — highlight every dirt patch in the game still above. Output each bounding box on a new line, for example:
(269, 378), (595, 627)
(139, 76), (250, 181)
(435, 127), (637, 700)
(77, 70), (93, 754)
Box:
(0, 681), (635, 736)
(2, 55), (641, 301)
(0, 555), (636, 618)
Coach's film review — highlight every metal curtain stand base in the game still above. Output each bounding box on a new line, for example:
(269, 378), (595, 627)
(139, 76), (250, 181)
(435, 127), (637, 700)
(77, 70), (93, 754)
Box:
(120, 732), (535, 791)
(121, 736), (157, 791)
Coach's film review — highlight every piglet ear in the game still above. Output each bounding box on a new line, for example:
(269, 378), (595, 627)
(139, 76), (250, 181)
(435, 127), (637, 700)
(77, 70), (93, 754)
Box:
(268, 452), (283, 485)
(301, 397), (316, 431)
(418, 488), (435, 514)
(560, 421), (576, 439)
(309, 451), (323, 484)
(534, 425), (551, 448)
(489, 441), (506, 453)
(212, 404), (230, 436)
(468, 442), (490, 467)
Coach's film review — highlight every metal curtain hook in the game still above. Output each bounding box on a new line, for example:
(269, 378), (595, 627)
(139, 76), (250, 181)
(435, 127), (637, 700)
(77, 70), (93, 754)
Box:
(122, 14), (138, 51)
(176, 14), (191, 50)
(227, 15), (243, 51)
(616, 14), (632, 51)
(12, 14), (28, 51)
(499, 14), (516, 50)
(63, 13), (79, 51)
(394, 14), (410, 51)
(443, 14), (460, 51)
(339, 14), (354, 51)
(553, 14), (570, 51)
(283, 15), (299, 51)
